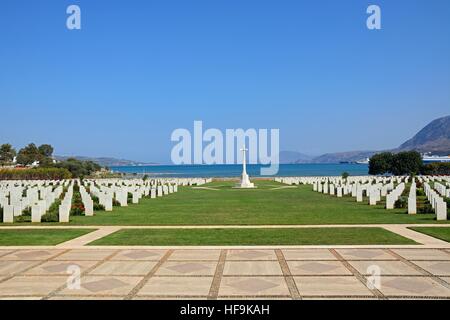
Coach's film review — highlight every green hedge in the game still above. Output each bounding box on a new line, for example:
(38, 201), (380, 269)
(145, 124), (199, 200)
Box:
(422, 162), (450, 175)
(0, 168), (72, 180)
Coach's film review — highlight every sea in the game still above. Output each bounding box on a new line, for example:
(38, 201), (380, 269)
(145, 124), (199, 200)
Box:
(110, 163), (369, 178)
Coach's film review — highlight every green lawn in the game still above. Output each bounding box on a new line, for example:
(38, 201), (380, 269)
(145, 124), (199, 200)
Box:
(409, 227), (450, 243)
(0, 229), (95, 246)
(69, 180), (443, 225)
(5, 180), (446, 226)
(89, 227), (417, 246)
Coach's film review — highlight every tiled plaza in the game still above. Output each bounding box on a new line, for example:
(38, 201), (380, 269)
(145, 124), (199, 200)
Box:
(1, 248), (450, 300)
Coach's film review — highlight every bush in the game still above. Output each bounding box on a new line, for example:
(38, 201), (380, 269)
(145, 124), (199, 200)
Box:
(394, 196), (407, 209)
(445, 198), (450, 207)
(416, 188), (425, 197)
(113, 199), (120, 206)
(422, 162), (450, 175)
(418, 203), (434, 214)
(41, 212), (59, 222)
(369, 151), (422, 175)
(54, 158), (101, 178)
(15, 215), (30, 223)
(0, 168), (72, 180)
(22, 207), (31, 216)
(70, 184), (85, 216)
(94, 203), (105, 211)
(341, 172), (349, 179)
(369, 152), (394, 175)
(70, 204), (85, 216)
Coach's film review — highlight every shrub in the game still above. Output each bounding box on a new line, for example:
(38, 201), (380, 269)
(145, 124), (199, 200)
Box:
(394, 196), (407, 209)
(53, 158), (101, 178)
(70, 183), (85, 216)
(41, 212), (58, 222)
(22, 207), (31, 216)
(422, 162), (450, 175)
(369, 152), (394, 175)
(445, 198), (450, 207)
(15, 215), (30, 223)
(94, 203), (105, 211)
(418, 203), (434, 214)
(416, 189), (425, 197)
(0, 168), (72, 180)
(113, 199), (120, 206)
(369, 151), (422, 175)
(341, 172), (349, 179)
(70, 204), (85, 216)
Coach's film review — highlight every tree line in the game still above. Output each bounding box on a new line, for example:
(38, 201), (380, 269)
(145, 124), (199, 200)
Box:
(0, 143), (102, 178)
(369, 151), (450, 175)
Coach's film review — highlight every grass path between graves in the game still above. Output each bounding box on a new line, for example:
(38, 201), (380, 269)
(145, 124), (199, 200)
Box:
(408, 227), (450, 243)
(89, 227), (417, 246)
(67, 181), (446, 226)
(0, 229), (95, 246)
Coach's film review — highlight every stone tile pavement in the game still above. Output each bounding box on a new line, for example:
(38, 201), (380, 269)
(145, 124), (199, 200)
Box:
(0, 248), (450, 300)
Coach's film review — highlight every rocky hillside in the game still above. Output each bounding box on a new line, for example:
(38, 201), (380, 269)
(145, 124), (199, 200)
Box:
(397, 115), (450, 154)
(282, 115), (450, 163)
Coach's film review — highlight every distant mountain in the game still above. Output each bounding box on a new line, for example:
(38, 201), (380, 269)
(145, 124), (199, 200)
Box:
(397, 115), (450, 155)
(283, 115), (450, 163)
(279, 151), (314, 164)
(54, 156), (157, 167)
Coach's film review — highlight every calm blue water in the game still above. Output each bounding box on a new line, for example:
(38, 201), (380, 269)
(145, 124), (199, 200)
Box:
(110, 164), (369, 177)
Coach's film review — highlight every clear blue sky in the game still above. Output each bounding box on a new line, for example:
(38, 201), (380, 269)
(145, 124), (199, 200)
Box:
(1, 0), (449, 163)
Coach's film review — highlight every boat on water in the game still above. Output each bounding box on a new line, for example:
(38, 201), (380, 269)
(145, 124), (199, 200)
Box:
(354, 154), (450, 164)
(355, 158), (370, 164)
(422, 154), (450, 163)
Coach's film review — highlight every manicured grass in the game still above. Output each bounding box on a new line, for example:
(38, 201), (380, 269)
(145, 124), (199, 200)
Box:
(6, 180), (446, 226)
(89, 227), (417, 246)
(409, 227), (450, 243)
(67, 180), (444, 225)
(0, 229), (95, 246)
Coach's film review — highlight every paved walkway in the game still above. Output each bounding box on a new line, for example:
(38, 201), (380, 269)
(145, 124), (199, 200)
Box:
(1, 248), (450, 299)
(1, 225), (450, 299)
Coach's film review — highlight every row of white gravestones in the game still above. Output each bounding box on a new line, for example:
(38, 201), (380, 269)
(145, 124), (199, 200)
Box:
(88, 184), (114, 210)
(424, 183), (448, 221)
(82, 178), (186, 213)
(434, 182), (449, 198)
(408, 180), (417, 214)
(59, 185), (73, 223)
(1, 177), (209, 223)
(31, 185), (64, 222)
(79, 186), (94, 216)
(277, 176), (414, 211)
(1, 184), (64, 223)
(386, 183), (405, 209)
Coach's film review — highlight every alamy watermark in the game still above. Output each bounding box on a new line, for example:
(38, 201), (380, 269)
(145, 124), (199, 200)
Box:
(66, 265), (81, 290)
(65, 4), (381, 31)
(367, 4), (381, 30)
(66, 5), (81, 30)
(171, 121), (280, 175)
(366, 265), (382, 290)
